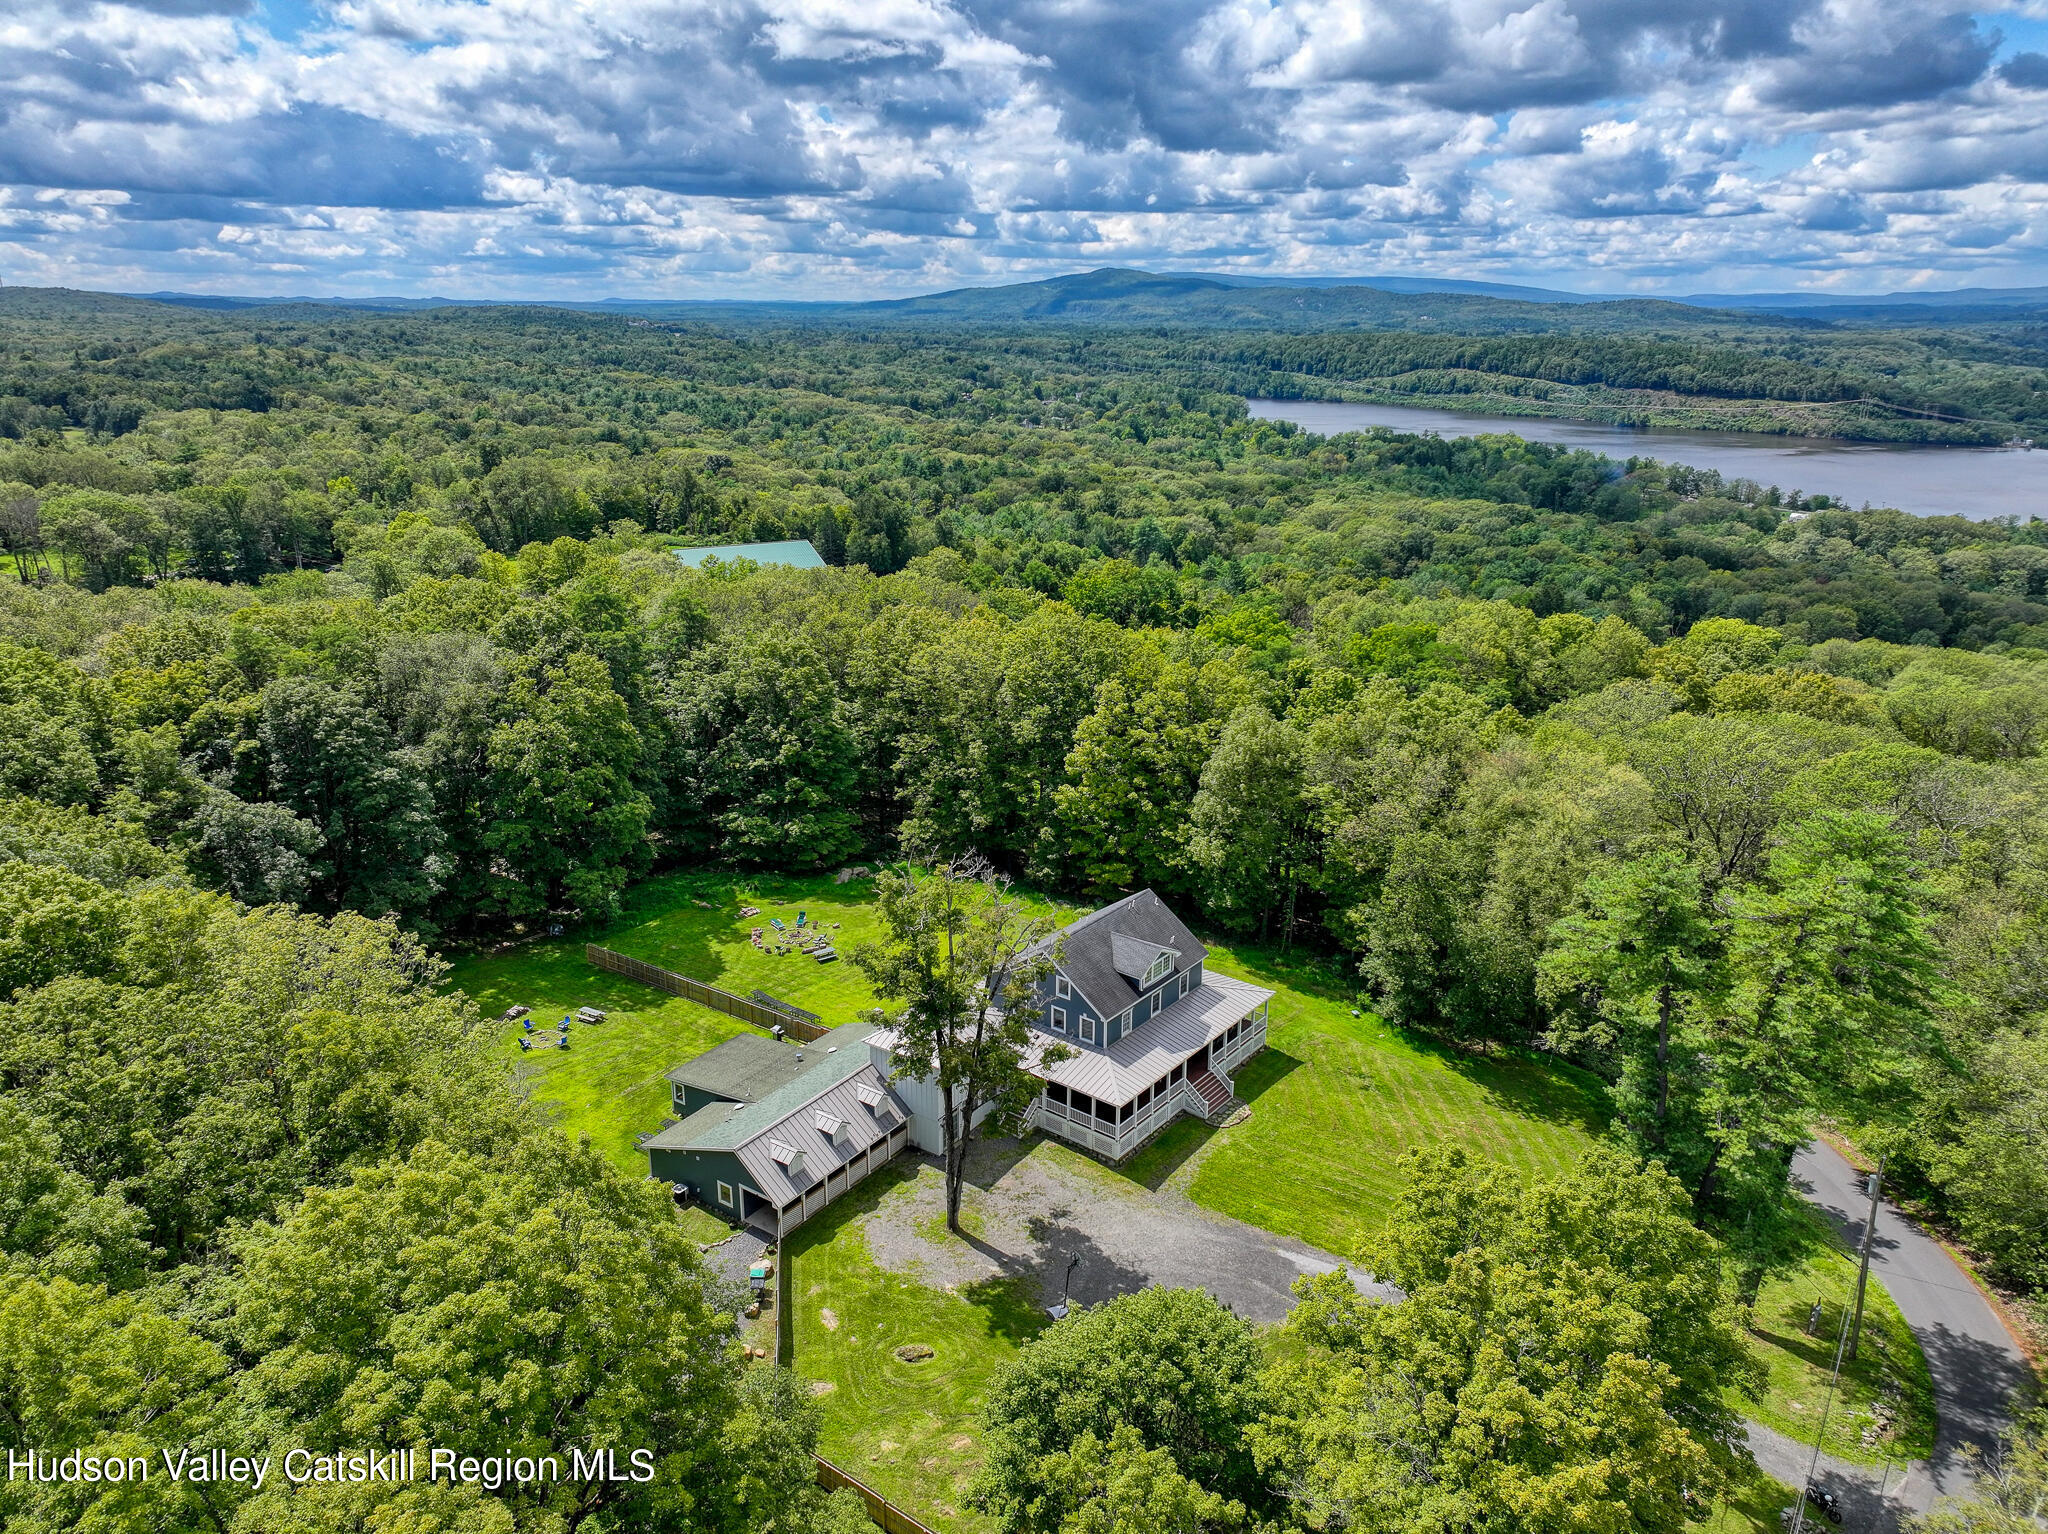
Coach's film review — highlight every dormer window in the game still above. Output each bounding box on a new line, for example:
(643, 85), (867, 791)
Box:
(769, 1140), (806, 1179)
(855, 1082), (886, 1112)
(1143, 952), (1172, 986)
(815, 1111), (853, 1148)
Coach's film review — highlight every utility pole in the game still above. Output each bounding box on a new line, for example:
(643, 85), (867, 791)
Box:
(1790, 1299), (1854, 1534)
(1848, 1154), (1885, 1363)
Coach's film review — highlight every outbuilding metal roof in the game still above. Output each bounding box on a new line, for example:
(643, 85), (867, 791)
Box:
(1026, 972), (1272, 1106)
(731, 1060), (907, 1207)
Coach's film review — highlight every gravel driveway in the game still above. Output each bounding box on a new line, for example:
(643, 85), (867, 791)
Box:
(860, 1136), (1394, 1324)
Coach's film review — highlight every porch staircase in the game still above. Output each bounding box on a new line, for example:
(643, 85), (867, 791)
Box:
(1188, 1068), (1232, 1122)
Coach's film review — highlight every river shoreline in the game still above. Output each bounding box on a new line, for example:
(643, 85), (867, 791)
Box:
(1247, 398), (2048, 522)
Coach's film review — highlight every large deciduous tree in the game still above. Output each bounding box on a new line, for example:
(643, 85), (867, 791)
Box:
(220, 1136), (811, 1534)
(1186, 705), (1313, 944)
(1054, 659), (1249, 900)
(852, 856), (1065, 1233)
(975, 1287), (1270, 1533)
(1256, 1147), (1758, 1534)
(483, 652), (651, 922)
(257, 677), (444, 920)
(666, 631), (861, 869)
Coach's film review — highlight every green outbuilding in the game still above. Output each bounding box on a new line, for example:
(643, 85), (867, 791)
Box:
(642, 1023), (911, 1237)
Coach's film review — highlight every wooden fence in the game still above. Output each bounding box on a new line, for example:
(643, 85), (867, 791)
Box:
(584, 945), (829, 1041)
(774, 1245), (793, 1366)
(814, 1457), (942, 1534)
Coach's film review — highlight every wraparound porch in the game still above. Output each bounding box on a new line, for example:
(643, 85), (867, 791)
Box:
(1029, 1001), (1267, 1163)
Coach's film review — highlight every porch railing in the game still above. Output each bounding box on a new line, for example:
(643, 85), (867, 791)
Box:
(1029, 1008), (1268, 1162)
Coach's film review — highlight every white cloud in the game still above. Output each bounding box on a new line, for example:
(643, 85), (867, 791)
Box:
(0, 0), (2041, 296)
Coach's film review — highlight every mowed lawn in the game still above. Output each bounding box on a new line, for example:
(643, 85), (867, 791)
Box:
(439, 871), (1078, 1228)
(1123, 943), (1614, 1259)
(785, 1164), (1044, 1534)
(1739, 1206), (1937, 1465)
(440, 873), (896, 1178)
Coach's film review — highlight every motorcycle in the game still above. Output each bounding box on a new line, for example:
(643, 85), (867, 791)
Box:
(1778, 1485), (1844, 1527)
(1804, 1484), (1844, 1525)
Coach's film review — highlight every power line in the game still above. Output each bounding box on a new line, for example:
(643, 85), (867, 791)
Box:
(1790, 1293), (1854, 1534)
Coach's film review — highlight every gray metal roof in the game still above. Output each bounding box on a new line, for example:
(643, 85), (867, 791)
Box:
(663, 1021), (878, 1104)
(647, 1028), (911, 1205)
(1029, 972), (1272, 1105)
(1027, 889), (1210, 1021)
(731, 1061), (908, 1208)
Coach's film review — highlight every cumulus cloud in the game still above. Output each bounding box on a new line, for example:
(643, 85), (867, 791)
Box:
(0, 0), (2043, 296)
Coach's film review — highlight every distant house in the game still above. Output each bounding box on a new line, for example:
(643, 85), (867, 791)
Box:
(671, 539), (825, 570)
(643, 1022), (911, 1237)
(883, 890), (1274, 1165)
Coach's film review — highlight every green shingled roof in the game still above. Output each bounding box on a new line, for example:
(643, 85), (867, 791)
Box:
(642, 1100), (740, 1151)
(678, 1027), (880, 1152)
(665, 1033), (813, 1105)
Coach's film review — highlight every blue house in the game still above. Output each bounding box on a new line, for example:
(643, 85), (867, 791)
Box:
(1016, 890), (1272, 1161)
(879, 891), (1273, 1164)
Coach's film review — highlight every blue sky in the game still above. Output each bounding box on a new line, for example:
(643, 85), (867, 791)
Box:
(4, 0), (2048, 300)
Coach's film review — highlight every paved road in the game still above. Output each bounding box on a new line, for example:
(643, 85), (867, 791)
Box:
(1783, 1140), (2032, 1520)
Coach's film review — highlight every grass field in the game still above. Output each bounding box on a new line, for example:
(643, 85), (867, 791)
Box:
(439, 870), (1076, 1230)
(444, 871), (1935, 1522)
(785, 1162), (1044, 1534)
(1704, 1475), (1797, 1534)
(1121, 943), (1614, 1258)
(1739, 1206), (1939, 1465)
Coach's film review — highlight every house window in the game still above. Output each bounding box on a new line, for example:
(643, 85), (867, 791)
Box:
(1050, 1005), (1068, 1034)
(1144, 951), (1172, 985)
(1080, 1015), (1097, 1043)
(1056, 975), (1071, 1000)
(1118, 1009), (1132, 1032)
(716, 1180), (734, 1208)
(1118, 1100), (1133, 1124)
(1047, 1083), (1069, 1106)
(1174, 974), (1187, 1000)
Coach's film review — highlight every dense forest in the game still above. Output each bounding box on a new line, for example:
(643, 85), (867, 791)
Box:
(3, 288), (2045, 1532)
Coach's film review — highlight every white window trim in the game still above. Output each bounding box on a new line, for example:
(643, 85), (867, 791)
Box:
(1055, 975), (1071, 999)
(1080, 1015), (1097, 1043)
(716, 1180), (734, 1208)
(1050, 1005), (1068, 1033)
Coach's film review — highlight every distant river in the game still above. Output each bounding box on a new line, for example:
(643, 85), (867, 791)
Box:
(1246, 398), (2048, 522)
